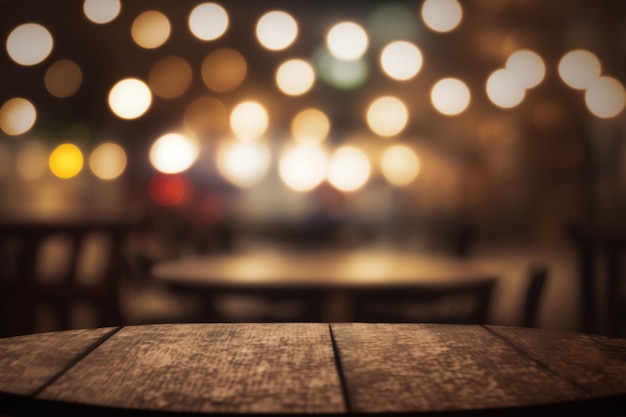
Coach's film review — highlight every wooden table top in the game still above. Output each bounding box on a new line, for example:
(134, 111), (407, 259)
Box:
(150, 249), (498, 290)
(1, 323), (625, 416)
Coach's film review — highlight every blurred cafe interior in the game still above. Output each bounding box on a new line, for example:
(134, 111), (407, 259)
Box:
(1, 0), (626, 337)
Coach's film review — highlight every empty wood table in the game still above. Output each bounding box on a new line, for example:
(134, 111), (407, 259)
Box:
(1, 323), (625, 416)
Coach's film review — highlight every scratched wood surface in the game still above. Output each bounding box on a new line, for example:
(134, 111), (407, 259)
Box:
(487, 325), (626, 397)
(330, 323), (622, 414)
(37, 323), (345, 414)
(0, 327), (117, 396)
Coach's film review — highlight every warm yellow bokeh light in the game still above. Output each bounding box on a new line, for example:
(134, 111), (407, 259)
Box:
(0, 98), (37, 136)
(256, 10), (298, 51)
(83, 0), (121, 24)
(327, 146), (371, 192)
(188, 2), (228, 41)
(131, 10), (171, 49)
(49, 143), (83, 179)
(45, 59), (83, 98)
(216, 140), (271, 188)
(585, 76), (626, 119)
(366, 96), (408, 137)
(431, 78), (471, 116)
(486, 69), (525, 108)
(201, 48), (247, 93)
(89, 142), (127, 180)
(230, 101), (269, 141)
(149, 56), (193, 99)
(108, 78), (152, 120)
(505, 50), (545, 89)
(291, 108), (330, 144)
(558, 49), (602, 90)
(6, 23), (53, 66)
(326, 21), (369, 61)
(149, 132), (199, 174)
(381, 145), (420, 186)
(380, 41), (423, 81)
(279, 143), (328, 192)
(276, 59), (315, 96)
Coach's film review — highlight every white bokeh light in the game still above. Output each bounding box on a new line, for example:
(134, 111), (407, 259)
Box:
(83, 0), (121, 24)
(256, 10), (298, 51)
(275, 59), (315, 96)
(279, 143), (328, 192)
(108, 78), (152, 119)
(430, 78), (471, 116)
(149, 132), (199, 174)
(366, 96), (408, 137)
(217, 140), (271, 188)
(326, 21), (369, 61)
(6, 23), (53, 66)
(505, 50), (545, 89)
(585, 76), (626, 119)
(0, 98), (37, 136)
(486, 69), (525, 109)
(421, 0), (463, 33)
(188, 2), (228, 41)
(380, 41), (423, 81)
(327, 146), (371, 192)
(381, 145), (420, 187)
(230, 101), (269, 141)
(558, 49), (602, 90)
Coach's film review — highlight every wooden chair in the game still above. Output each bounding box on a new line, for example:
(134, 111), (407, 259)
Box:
(0, 217), (134, 337)
(521, 264), (548, 328)
(567, 222), (626, 337)
(350, 280), (496, 324)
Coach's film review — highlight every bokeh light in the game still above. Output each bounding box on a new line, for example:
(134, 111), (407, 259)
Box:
(327, 146), (371, 192)
(585, 76), (626, 119)
(381, 144), (420, 186)
(366, 96), (408, 137)
(230, 101), (269, 141)
(184, 96), (228, 136)
(83, 0), (121, 24)
(421, 0), (463, 33)
(486, 69), (525, 108)
(108, 78), (152, 120)
(216, 140), (271, 188)
(188, 2), (228, 41)
(256, 10), (298, 51)
(558, 49), (602, 90)
(326, 21), (369, 61)
(0, 98), (37, 136)
(131, 10), (171, 49)
(380, 41), (423, 81)
(291, 108), (330, 144)
(89, 142), (127, 180)
(313, 47), (369, 90)
(430, 78), (471, 116)
(149, 56), (193, 99)
(45, 59), (83, 98)
(367, 3), (418, 44)
(276, 59), (315, 96)
(16, 140), (48, 180)
(149, 173), (193, 207)
(149, 132), (199, 174)
(505, 50), (545, 89)
(6, 23), (53, 66)
(49, 143), (84, 179)
(201, 48), (247, 93)
(279, 143), (328, 192)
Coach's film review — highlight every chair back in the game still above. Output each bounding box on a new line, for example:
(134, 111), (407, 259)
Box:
(522, 264), (548, 328)
(567, 222), (626, 337)
(350, 279), (496, 324)
(0, 217), (133, 337)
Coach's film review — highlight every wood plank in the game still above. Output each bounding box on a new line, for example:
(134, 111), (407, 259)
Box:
(331, 323), (589, 414)
(38, 323), (346, 414)
(487, 325), (626, 397)
(0, 327), (118, 396)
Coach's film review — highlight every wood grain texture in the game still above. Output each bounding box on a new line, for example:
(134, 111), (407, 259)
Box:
(0, 327), (117, 395)
(38, 323), (345, 414)
(330, 323), (590, 414)
(487, 325), (626, 397)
